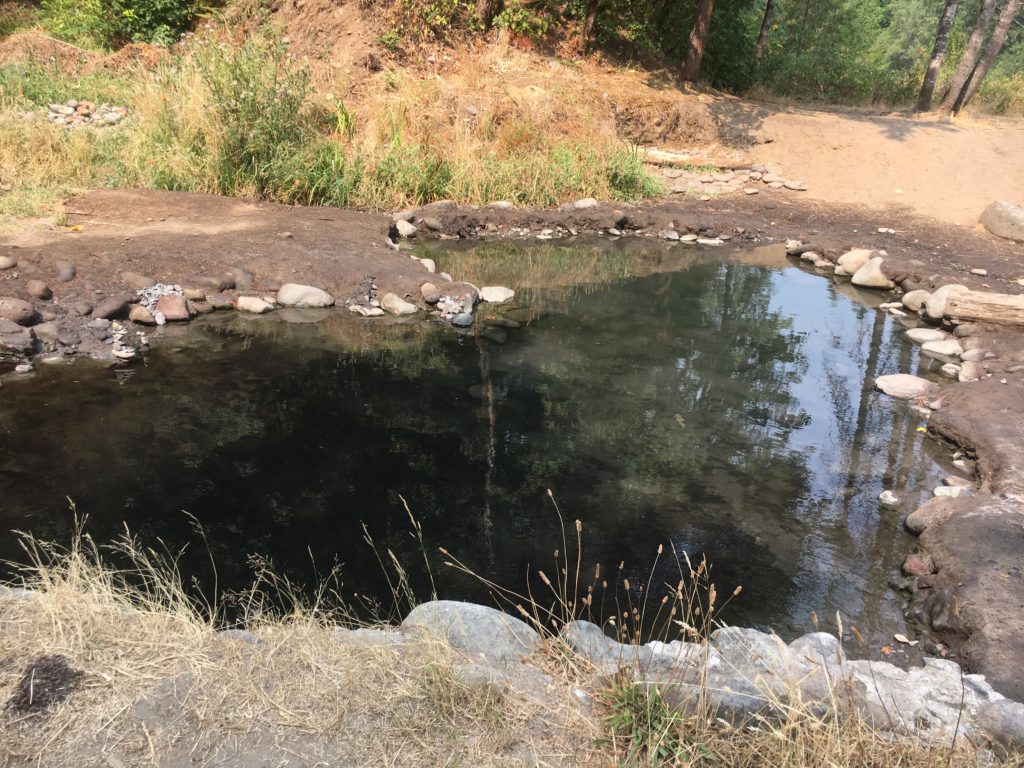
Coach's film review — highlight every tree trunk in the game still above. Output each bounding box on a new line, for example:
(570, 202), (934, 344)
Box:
(475, 0), (500, 29)
(952, 0), (1021, 114)
(945, 289), (1024, 326)
(582, 0), (601, 53)
(754, 0), (775, 63)
(938, 0), (998, 111)
(682, 0), (715, 82)
(915, 0), (960, 112)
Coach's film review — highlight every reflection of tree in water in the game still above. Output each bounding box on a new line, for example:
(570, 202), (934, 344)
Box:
(0, 251), (943, 643)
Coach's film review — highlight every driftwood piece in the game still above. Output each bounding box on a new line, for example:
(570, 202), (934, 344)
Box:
(946, 289), (1024, 327)
(641, 148), (750, 171)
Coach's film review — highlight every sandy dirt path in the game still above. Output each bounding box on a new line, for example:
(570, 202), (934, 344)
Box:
(720, 102), (1024, 229)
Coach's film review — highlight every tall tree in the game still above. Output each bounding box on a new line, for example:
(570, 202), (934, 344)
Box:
(915, 0), (961, 112)
(683, 0), (716, 81)
(951, 0), (1022, 113)
(938, 0), (998, 111)
(754, 0), (776, 63)
(581, 0), (601, 53)
(475, 0), (501, 29)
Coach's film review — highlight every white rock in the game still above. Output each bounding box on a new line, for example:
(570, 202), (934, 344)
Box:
(419, 258), (436, 274)
(349, 305), (385, 317)
(235, 296), (273, 314)
(921, 338), (964, 358)
(906, 328), (948, 344)
(381, 292), (418, 315)
(934, 485), (973, 498)
(924, 284), (968, 322)
(879, 490), (899, 508)
(276, 283), (335, 308)
(902, 289), (931, 313)
(851, 257), (895, 289)
(875, 374), (938, 399)
(940, 363), (961, 378)
(958, 361), (983, 382)
(835, 248), (874, 276)
(574, 198), (599, 209)
(696, 237), (723, 246)
(396, 219), (417, 238)
(480, 286), (515, 304)
(970, 268), (988, 276)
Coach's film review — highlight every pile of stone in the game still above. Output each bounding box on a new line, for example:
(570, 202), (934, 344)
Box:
(135, 284), (188, 326)
(47, 100), (127, 128)
(661, 162), (806, 197)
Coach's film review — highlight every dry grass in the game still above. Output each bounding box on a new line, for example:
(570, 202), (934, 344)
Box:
(1, 521), (1023, 767)
(0, 531), (600, 767)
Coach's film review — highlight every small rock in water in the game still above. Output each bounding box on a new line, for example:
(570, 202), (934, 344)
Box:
(940, 363), (961, 378)
(875, 374), (938, 399)
(922, 338), (964, 358)
(14, 363), (33, 374)
(451, 312), (473, 327)
(235, 296), (273, 314)
(934, 485), (974, 499)
(481, 326), (508, 344)
(128, 305), (155, 325)
(349, 305), (385, 317)
(659, 229), (680, 241)
(480, 286), (515, 304)
(696, 237), (723, 246)
(906, 328), (947, 344)
(395, 219), (417, 239)
(878, 490), (900, 508)
(381, 292), (418, 316)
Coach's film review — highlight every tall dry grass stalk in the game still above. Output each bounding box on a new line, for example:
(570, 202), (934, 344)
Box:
(0, 523), (599, 766)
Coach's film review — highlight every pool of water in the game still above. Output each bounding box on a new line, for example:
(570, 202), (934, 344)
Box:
(0, 240), (950, 645)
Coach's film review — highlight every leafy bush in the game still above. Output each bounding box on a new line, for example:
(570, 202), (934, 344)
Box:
(493, 1), (552, 38)
(198, 38), (309, 197)
(40, 0), (200, 48)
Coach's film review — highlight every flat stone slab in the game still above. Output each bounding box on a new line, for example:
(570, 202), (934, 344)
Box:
(921, 338), (964, 357)
(276, 283), (335, 308)
(875, 374), (938, 399)
(906, 328), (948, 344)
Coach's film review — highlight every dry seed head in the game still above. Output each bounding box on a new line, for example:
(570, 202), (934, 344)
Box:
(575, 519), (582, 533)
(594, 564), (601, 580)
(657, 544), (663, 555)
(709, 584), (717, 607)
(623, 579), (630, 590)
(835, 611), (843, 639)
(811, 610), (819, 627)
(733, 586), (742, 597)
(851, 626), (864, 645)
(539, 571), (552, 586)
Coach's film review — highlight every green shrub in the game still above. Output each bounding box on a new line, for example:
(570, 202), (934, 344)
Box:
(493, 1), (552, 38)
(40, 0), (200, 48)
(198, 38), (309, 197)
(607, 147), (661, 201)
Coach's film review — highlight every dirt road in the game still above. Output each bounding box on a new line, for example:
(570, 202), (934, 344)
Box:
(723, 101), (1024, 229)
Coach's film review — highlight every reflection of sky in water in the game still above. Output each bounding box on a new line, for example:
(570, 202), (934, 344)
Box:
(0, 244), (950, 650)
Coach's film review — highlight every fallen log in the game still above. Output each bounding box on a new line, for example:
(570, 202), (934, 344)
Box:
(945, 289), (1024, 327)
(641, 148), (751, 171)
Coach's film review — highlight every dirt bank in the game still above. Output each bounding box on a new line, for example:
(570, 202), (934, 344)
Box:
(2, 187), (1024, 701)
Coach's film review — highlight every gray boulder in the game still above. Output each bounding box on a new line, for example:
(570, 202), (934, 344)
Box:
(978, 699), (1024, 754)
(834, 248), (874, 277)
(901, 289), (931, 313)
(401, 600), (539, 665)
(979, 200), (1024, 243)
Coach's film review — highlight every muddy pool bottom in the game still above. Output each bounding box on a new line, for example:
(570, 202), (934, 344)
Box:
(0, 241), (956, 654)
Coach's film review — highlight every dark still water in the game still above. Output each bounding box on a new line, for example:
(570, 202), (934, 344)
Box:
(0, 241), (950, 644)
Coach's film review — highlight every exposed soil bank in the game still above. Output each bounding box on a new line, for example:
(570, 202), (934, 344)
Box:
(1, 188), (1023, 700)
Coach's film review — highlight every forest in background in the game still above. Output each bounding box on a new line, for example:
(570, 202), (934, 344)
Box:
(5, 0), (1022, 114)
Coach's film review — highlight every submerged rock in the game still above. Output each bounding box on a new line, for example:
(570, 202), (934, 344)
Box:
(480, 286), (515, 304)
(906, 328), (947, 344)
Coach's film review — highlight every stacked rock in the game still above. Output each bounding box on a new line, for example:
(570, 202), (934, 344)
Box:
(47, 100), (128, 128)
